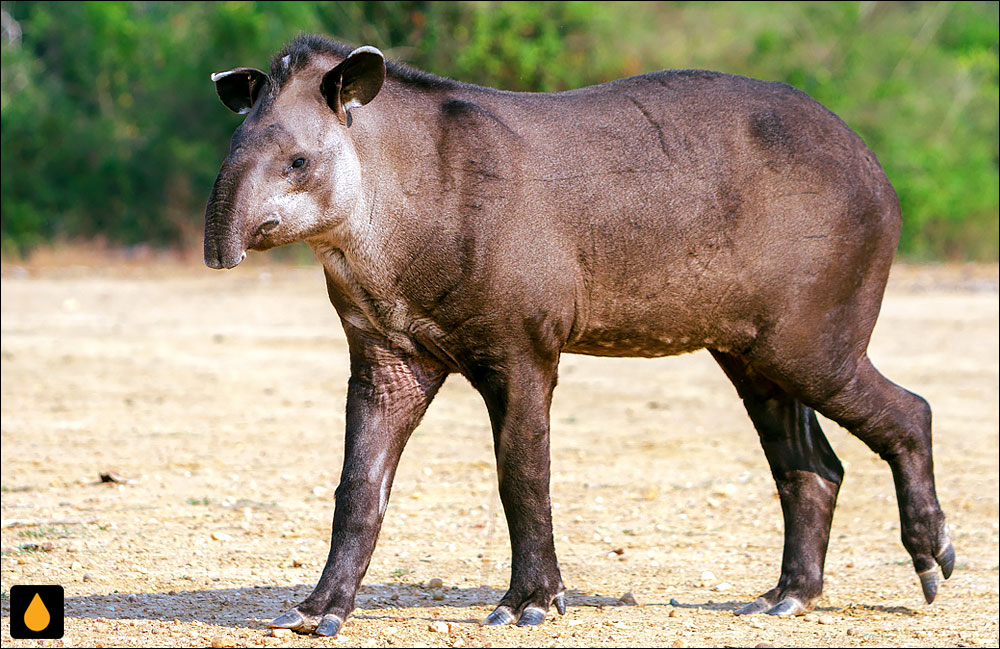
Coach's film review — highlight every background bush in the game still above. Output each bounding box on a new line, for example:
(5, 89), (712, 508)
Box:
(2, 1), (997, 260)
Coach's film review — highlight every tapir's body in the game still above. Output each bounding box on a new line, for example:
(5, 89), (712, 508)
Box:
(204, 36), (953, 636)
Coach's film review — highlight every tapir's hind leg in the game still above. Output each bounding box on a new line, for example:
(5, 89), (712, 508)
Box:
(784, 354), (955, 603)
(711, 350), (844, 615)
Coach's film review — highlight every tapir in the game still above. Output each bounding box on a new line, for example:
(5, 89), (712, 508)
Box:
(203, 35), (954, 636)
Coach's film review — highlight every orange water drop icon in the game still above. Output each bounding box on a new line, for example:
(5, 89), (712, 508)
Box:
(24, 592), (51, 632)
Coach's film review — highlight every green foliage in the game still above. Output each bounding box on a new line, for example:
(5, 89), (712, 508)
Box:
(1, 1), (997, 259)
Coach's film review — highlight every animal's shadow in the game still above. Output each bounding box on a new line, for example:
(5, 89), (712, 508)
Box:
(660, 599), (919, 616)
(11, 585), (918, 630)
(45, 584), (622, 629)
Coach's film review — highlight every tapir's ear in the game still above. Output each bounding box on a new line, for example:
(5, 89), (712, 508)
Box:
(320, 46), (385, 120)
(211, 67), (269, 114)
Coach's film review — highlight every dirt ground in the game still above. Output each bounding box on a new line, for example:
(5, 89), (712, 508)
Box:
(1, 257), (997, 648)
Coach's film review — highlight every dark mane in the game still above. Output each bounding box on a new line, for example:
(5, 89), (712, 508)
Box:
(269, 33), (458, 91)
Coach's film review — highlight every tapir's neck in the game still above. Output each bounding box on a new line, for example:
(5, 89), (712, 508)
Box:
(308, 79), (463, 339)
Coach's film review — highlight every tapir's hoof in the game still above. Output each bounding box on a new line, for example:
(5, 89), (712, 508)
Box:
(938, 542), (956, 580)
(917, 539), (956, 603)
(553, 592), (567, 616)
(919, 571), (938, 604)
(268, 609), (304, 629)
(765, 598), (807, 617)
(268, 607), (317, 632)
(516, 607), (546, 626)
(734, 597), (772, 616)
(315, 614), (343, 637)
(481, 606), (516, 626)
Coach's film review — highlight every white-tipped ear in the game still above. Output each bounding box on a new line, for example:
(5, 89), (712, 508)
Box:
(320, 46), (386, 119)
(212, 67), (269, 114)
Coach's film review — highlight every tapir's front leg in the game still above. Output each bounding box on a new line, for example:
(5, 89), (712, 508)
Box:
(270, 329), (447, 636)
(475, 358), (566, 627)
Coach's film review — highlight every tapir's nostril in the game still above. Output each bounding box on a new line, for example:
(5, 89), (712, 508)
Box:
(256, 217), (281, 236)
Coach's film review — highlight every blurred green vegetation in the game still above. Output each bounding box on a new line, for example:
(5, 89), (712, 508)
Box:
(1, 1), (997, 260)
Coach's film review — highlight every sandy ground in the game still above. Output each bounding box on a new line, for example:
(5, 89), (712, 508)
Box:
(1, 258), (997, 648)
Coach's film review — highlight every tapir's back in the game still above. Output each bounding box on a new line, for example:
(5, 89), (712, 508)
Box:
(455, 70), (901, 357)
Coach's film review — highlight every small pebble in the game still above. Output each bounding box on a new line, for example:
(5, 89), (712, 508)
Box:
(755, 643), (775, 648)
(668, 609), (680, 618)
(818, 615), (835, 625)
(428, 621), (450, 633)
(83, 571), (94, 582)
(715, 582), (732, 592)
(803, 613), (819, 622)
(618, 591), (639, 606)
(669, 598), (681, 606)
(210, 637), (234, 648)
(211, 531), (232, 542)
(671, 639), (688, 648)
(268, 628), (291, 637)
(428, 578), (444, 589)
(432, 589), (445, 601)
(700, 570), (716, 581)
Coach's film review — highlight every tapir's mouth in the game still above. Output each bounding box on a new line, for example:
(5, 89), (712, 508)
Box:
(246, 216), (283, 252)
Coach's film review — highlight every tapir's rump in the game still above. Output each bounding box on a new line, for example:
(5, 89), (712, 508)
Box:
(205, 35), (952, 635)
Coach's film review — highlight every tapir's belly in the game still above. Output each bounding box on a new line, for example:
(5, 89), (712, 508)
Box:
(557, 228), (759, 359)
(564, 299), (721, 358)
(565, 327), (707, 358)
(561, 264), (744, 358)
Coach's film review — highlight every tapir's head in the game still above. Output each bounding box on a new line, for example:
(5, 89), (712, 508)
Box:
(203, 41), (385, 269)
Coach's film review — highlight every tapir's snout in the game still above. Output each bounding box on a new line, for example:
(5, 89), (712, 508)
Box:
(203, 161), (255, 270)
(204, 246), (246, 270)
(203, 206), (248, 269)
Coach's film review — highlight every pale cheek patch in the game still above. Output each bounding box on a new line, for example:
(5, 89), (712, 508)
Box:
(332, 149), (362, 214)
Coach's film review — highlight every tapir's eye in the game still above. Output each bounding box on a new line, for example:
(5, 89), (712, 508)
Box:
(291, 157), (306, 169)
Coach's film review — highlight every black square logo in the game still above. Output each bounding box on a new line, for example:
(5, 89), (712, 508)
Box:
(9, 585), (64, 639)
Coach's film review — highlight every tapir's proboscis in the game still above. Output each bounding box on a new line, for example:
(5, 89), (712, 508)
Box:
(203, 35), (954, 636)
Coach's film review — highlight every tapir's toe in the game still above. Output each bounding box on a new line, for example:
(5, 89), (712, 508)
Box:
(515, 607), (546, 626)
(734, 597), (773, 616)
(765, 598), (807, 617)
(938, 542), (956, 580)
(481, 606), (517, 626)
(268, 607), (318, 632)
(314, 614), (343, 637)
(919, 571), (938, 604)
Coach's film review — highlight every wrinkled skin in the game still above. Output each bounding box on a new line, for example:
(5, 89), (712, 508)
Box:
(204, 35), (954, 636)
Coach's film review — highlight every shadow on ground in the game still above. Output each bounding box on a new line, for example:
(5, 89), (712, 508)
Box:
(33, 584), (626, 629)
(4, 585), (918, 631)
